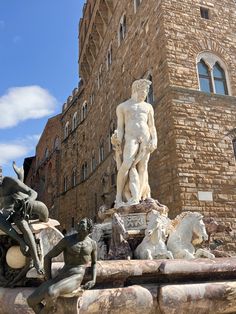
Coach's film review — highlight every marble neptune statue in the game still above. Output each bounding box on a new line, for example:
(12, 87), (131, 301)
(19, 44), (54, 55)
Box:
(112, 79), (157, 208)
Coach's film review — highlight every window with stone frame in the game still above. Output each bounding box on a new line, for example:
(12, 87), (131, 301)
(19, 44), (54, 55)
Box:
(72, 168), (77, 187)
(72, 112), (78, 131)
(213, 63), (228, 95)
(233, 139), (236, 160)
(106, 43), (113, 70)
(64, 121), (69, 139)
(197, 59), (213, 93)
(134, 0), (142, 13)
(98, 65), (103, 89)
(146, 74), (154, 104)
(197, 52), (230, 96)
(54, 137), (60, 150)
(99, 143), (105, 163)
(91, 155), (96, 172)
(44, 148), (49, 160)
(63, 176), (68, 192)
(81, 102), (88, 120)
(81, 162), (88, 181)
(118, 14), (127, 46)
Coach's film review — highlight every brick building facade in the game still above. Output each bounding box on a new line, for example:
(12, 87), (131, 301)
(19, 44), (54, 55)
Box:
(25, 0), (236, 239)
(24, 114), (62, 219)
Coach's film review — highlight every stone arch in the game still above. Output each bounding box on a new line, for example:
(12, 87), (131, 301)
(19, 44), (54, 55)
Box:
(196, 51), (231, 95)
(189, 38), (233, 67)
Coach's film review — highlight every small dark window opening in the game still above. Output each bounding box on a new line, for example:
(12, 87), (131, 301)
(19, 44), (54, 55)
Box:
(71, 217), (75, 228)
(200, 7), (209, 19)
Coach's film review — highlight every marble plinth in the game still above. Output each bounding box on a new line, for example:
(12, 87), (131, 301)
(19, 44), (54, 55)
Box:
(2, 281), (236, 314)
(2, 258), (236, 314)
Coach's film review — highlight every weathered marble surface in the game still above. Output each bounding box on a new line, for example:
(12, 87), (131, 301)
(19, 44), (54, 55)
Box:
(0, 285), (154, 314)
(91, 222), (111, 260)
(159, 282), (236, 314)
(2, 259), (236, 313)
(3, 281), (236, 314)
(45, 258), (236, 287)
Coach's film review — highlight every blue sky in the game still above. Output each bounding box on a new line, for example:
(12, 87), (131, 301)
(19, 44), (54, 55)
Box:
(0, 0), (84, 177)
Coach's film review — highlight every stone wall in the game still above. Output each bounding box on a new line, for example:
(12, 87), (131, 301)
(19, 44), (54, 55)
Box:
(24, 114), (62, 219)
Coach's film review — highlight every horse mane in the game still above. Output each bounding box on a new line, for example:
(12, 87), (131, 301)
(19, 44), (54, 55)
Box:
(170, 211), (203, 229)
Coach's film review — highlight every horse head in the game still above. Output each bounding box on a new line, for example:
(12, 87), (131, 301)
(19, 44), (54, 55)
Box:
(146, 218), (163, 244)
(192, 213), (208, 243)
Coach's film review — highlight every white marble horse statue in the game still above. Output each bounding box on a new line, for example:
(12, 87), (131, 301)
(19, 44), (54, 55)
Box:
(167, 211), (215, 259)
(135, 212), (174, 260)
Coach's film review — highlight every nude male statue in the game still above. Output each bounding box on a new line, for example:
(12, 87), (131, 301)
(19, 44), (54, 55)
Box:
(112, 79), (157, 208)
(27, 218), (97, 314)
(0, 171), (49, 274)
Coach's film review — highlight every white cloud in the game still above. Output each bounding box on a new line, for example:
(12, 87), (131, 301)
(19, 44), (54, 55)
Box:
(0, 143), (29, 165)
(0, 86), (57, 129)
(0, 134), (40, 168)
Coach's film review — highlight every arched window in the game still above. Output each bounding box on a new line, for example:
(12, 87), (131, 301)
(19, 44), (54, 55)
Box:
(64, 121), (69, 139)
(99, 143), (105, 163)
(81, 102), (88, 120)
(118, 14), (127, 46)
(146, 74), (154, 104)
(44, 148), (49, 160)
(98, 65), (103, 89)
(197, 59), (212, 93)
(91, 155), (96, 171)
(213, 63), (228, 95)
(63, 176), (68, 192)
(107, 43), (112, 70)
(81, 162), (88, 181)
(72, 168), (77, 187)
(72, 112), (78, 130)
(197, 52), (230, 95)
(134, 0), (142, 13)
(54, 137), (60, 150)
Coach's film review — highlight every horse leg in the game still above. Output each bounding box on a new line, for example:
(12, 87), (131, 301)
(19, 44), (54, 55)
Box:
(145, 249), (153, 260)
(177, 249), (194, 259)
(166, 251), (174, 259)
(195, 248), (215, 259)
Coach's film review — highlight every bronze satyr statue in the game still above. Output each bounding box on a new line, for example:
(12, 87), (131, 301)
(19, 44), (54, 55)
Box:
(27, 218), (97, 314)
(0, 169), (49, 275)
